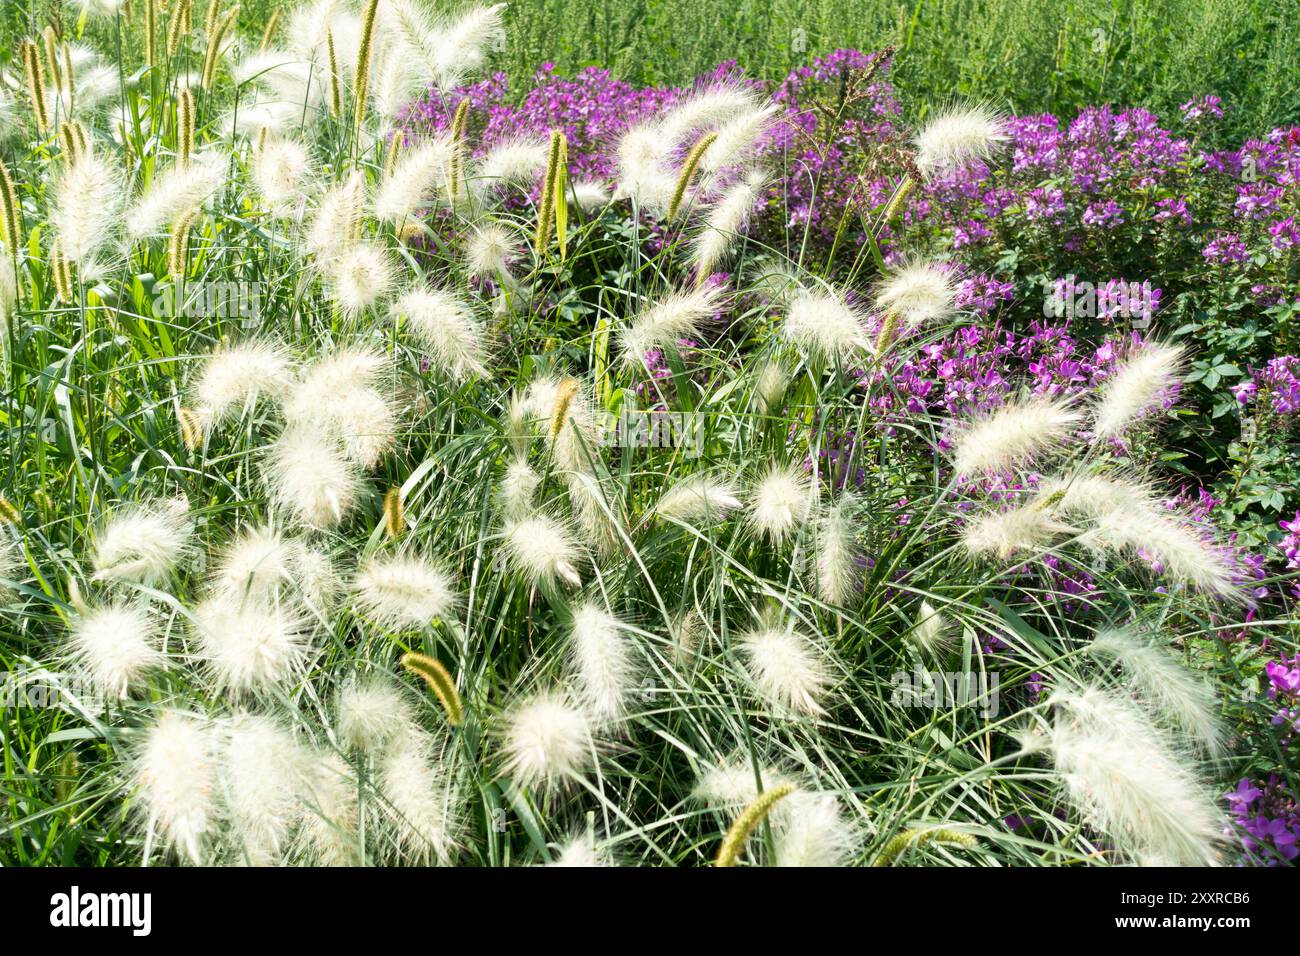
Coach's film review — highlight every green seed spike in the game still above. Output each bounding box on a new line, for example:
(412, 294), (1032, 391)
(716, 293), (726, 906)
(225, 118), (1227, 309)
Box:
(667, 131), (717, 221)
(872, 827), (977, 867)
(714, 782), (795, 866)
(400, 652), (463, 726)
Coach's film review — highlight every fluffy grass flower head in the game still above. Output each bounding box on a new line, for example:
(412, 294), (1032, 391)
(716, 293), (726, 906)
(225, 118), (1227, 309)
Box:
(501, 690), (595, 790)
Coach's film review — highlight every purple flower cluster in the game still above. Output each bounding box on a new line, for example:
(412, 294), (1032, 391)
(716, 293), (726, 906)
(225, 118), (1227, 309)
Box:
(1266, 655), (1300, 742)
(1236, 356), (1300, 419)
(1227, 775), (1299, 864)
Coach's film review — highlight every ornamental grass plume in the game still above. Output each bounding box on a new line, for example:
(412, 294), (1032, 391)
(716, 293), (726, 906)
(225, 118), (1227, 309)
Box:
(816, 495), (860, 605)
(223, 712), (308, 865)
(691, 169), (766, 280)
(474, 137), (550, 193)
(252, 138), (312, 218)
(699, 103), (778, 175)
(502, 513), (585, 588)
(50, 151), (125, 278)
(353, 553), (457, 630)
(548, 834), (613, 867)
(126, 154), (225, 240)
(391, 288), (488, 381)
(90, 498), (193, 587)
(1048, 684), (1224, 866)
(783, 289), (870, 361)
(739, 626), (830, 716)
(68, 603), (164, 699)
(619, 284), (724, 365)
(501, 690), (595, 790)
(568, 603), (638, 725)
(950, 397), (1081, 476)
(1091, 505), (1243, 602)
(296, 750), (360, 865)
(192, 596), (309, 693)
(335, 677), (418, 752)
(749, 462), (813, 544)
(1092, 342), (1184, 438)
(210, 526), (333, 606)
(305, 172), (367, 259)
(135, 710), (219, 864)
(498, 458), (540, 520)
(190, 340), (295, 429)
(377, 731), (462, 865)
(400, 652), (464, 726)
(374, 136), (455, 223)
(653, 474), (742, 525)
(874, 260), (957, 329)
(962, 503), (1078, 560)
(615, 123), (675, 213)
(914, 103), (1009, 179)
(266, 426), (365, 530)
(1087, 629), (1225, 758)
(906, 600), (953, 658)
(464, 222), (520, 280)
(325, 242), (396, 315)
(773, 790), (862, 867)
(714, 781), (797, 866)
(283, 349), (398, 468)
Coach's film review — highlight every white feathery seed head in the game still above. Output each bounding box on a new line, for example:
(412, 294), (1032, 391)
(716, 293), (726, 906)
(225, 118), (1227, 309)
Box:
(659, 84), (760, 145)
(1088, 629), (1225, 757)
(135, 710), (218, 864)
(699, 103), (778, 174)
(353, 554), (457, 630)
(692, 169), (766, 278)
(548, 834), (613, 867)
(1049, 684), (1224, 866)
(614, 123), (675, 212)
(874, 260), (957, 328)
(325, 242), (395, 315)
(1093, 343), (1184, 438)
(336, 677), (417, 752)
(90, 498), (193, 587)
(211, 525), (299, 602)
(783, 289), (869, 360)
(619, 284), (724, 365)
(253, 139), (312, 218)
(305, 172), (367, 259)
(69, 602), (164, 699)
(126, 154), (225, 240)
(753, 362), (788, 417)
(498, 458), (540, 519)
(694, 759), (794, 807)
(774, 789), (862, 867)
(1035, 473), (1155, 522)
(1091, 506), (1243, 602)
(740, 627), (830, 716)
(907, 599), (953, 657)
(951, 398), (1081, 476)
(193, 596), (309, 693)
(503, 514), (584, 588)
(392, 288), (488, 380)
(51, 151), (125, 276)
(962, 503), (1077, 560)
(569, 603), (638, 724)
(568, 179), (612, 211)
(374, 136), (455, 223)
(914, 104), (1009, 179)
(284, 349), (398, 469)
(297, 750), (360, 866)
(267, 426), (365, 529)
(749, 462), (813, 544)
(464, 222), (519, 279)
(817, 495), (859, 605)
(654, 474), (742, 524)
(378, 732), (462, 865)
(190, 340), (295, 428)
(474, 137), (549, 193)
(502, 690), (595, 790)
(224, 713), (308, 865)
